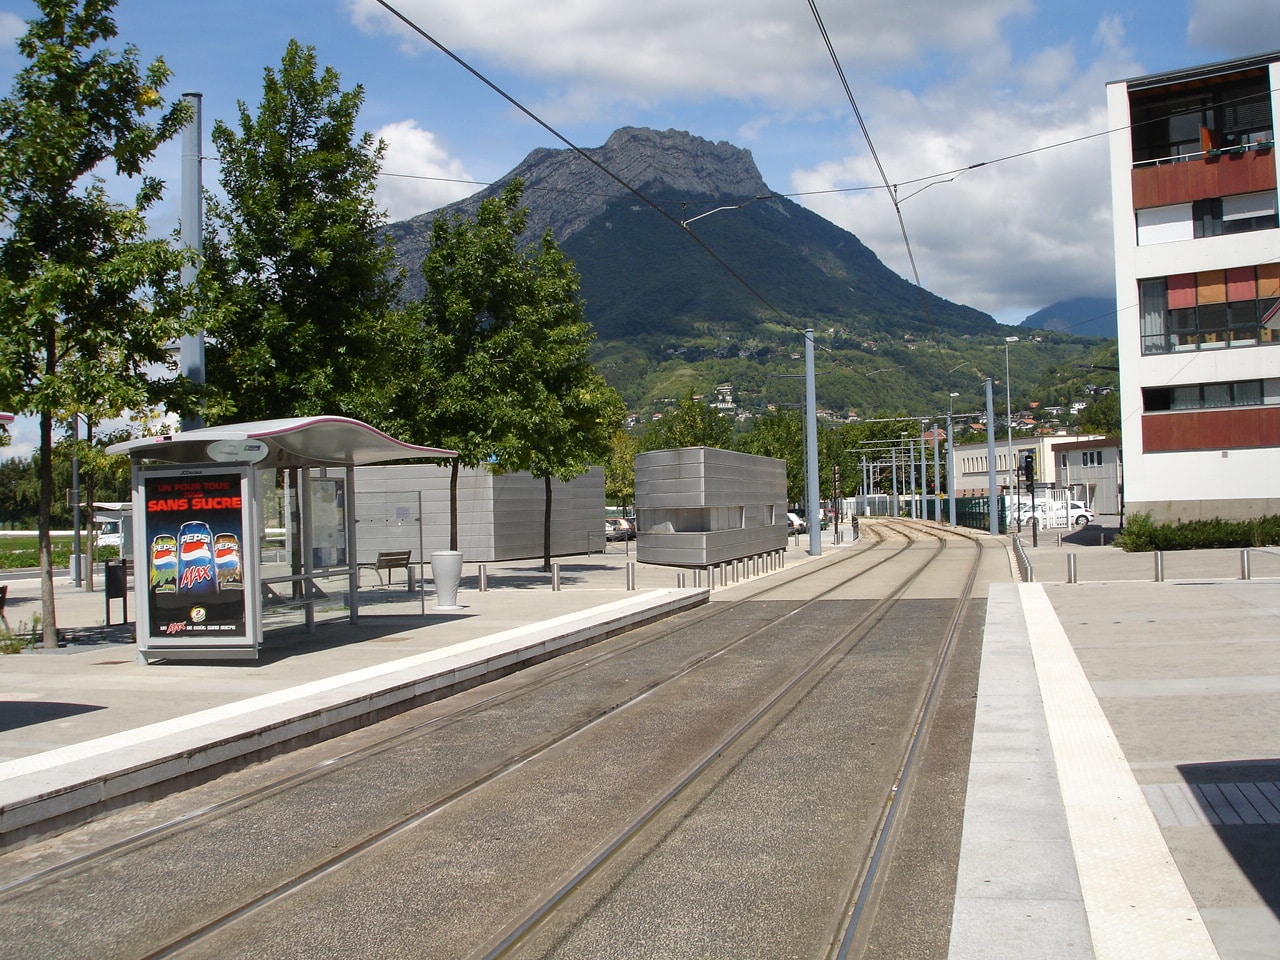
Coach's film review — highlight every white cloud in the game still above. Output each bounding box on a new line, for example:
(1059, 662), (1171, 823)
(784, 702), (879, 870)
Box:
(0, 11), (25, 45)
(1187, 0), (1280, 55)
(1, 414), (39, 462)
(790, 21), (1140, 317)
(350, 0), (1034, 114)
(373, 120), (478, 220)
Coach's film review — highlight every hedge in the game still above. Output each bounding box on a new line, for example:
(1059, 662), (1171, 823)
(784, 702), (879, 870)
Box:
(1113, 512), (1280, 552)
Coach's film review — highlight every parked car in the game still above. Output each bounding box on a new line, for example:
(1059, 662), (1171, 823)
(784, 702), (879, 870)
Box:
(787, 512), (807, 534)
(605, 518), (635, 541)
(1018, 500), (1094, 528)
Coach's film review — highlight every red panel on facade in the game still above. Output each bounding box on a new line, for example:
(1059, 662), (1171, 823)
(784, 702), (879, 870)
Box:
(1167, 273), (1197, 309)
(1226, 266), (1258, 302)
(1143, 407), (1280, 451)
(1131, 148), (1277, 209)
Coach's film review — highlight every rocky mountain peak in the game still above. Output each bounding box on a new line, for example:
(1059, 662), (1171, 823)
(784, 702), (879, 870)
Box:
(386, 128), (772, 297)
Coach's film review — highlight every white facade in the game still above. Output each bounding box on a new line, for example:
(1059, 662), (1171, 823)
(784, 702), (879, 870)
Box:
(1107, 52), (1280, 522)
(952, 434), (1105, 500)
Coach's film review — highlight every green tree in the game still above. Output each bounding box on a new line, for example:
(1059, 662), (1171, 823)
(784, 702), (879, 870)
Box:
(640, 393), (734, 451)
(736, 410), (805, 504)
(381, 183), (532, 550)
(386, 181), (624, 563)
(202, 39), (400, 423)
(604, 428), (638, 507)
(498, 235), (625, 569)
(0, 457), (41, 528)
(0, 0), (194, 646)
(1077, 392), (1121, 436)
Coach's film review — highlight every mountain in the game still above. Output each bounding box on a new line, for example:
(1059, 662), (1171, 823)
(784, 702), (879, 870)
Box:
(383, 127), (1106, 418)
(385, 127), (1000, 344)
(1021, 297), (1117, 338)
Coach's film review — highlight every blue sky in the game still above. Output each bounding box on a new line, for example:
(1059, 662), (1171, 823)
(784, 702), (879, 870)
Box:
(2, 0), (1279, 456)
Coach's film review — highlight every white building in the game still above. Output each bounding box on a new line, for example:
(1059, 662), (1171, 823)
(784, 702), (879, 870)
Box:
(1107, 51), (1280, 522)
(952, 434), (1106, 500)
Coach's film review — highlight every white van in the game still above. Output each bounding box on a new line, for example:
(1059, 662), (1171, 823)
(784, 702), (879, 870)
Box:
(96, 519), (122, 548)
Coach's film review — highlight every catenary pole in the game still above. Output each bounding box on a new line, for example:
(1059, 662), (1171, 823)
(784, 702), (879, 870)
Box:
(985, 377), (998, 536)
(804, 329), (821, 556)
(179, 92), (205, 431)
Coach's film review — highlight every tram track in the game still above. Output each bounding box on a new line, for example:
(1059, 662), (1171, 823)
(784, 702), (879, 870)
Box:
(0, 529), (893, 896)
(0, 519), (990, 960)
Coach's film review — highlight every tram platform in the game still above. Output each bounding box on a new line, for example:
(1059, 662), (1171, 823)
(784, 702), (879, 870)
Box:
(1, 521), (1277, 959)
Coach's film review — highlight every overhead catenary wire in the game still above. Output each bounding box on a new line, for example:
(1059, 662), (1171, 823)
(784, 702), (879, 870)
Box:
(805, 0), (935, 348)
(372, 0), (819, 348)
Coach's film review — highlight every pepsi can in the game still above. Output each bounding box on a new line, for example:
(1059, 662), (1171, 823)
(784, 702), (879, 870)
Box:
(177, 521), (218, 597)
(150, 535), (178, 593)
(214, 533), (243, 589)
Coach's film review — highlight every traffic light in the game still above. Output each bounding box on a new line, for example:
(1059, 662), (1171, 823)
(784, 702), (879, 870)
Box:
(1021, 451), (1036, 485)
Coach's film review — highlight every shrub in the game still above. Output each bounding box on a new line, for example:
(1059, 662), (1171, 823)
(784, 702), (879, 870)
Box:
(1114, 511), (1280, 552)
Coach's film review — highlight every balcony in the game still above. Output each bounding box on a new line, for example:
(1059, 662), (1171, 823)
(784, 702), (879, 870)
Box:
(1133, 140), (1276, 209)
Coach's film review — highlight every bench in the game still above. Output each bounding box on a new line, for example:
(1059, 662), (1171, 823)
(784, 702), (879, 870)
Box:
(357, 550), (413, 587)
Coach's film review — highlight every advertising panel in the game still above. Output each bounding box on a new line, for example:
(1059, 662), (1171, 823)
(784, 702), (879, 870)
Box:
(142, 469), (251, 643)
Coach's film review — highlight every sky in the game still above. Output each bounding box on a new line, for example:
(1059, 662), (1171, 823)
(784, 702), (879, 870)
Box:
(2, 0), (1278, 457)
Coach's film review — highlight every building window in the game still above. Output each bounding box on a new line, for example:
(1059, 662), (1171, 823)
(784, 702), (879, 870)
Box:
(1142, 380), (1265, 412)
(1131, 73), (1272, 164)
(1137, 191), (1278, 244)
(1139, 265), (1280, 354)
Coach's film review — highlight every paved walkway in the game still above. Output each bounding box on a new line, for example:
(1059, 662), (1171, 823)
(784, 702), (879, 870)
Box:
(952, 531), (1280, 960)
(2, 522), (1279, 959)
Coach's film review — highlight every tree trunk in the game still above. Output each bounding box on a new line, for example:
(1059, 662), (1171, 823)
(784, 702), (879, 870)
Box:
(38, 408), (58, 649)
(542, 475), (552, 573)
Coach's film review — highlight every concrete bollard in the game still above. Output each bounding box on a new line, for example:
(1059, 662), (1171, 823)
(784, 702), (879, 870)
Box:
(552, 563), (561, 591)
(1067, 553), (1077, 584)
(1241, 549), (1251, 581)
(626, 562), (636, 591)
(677, 572), (686, 589)
(1154, 551), (1164, 582)
(478, 563), (487, 592)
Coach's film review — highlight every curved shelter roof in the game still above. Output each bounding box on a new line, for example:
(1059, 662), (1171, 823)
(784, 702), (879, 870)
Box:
(106, 416), (456, 469)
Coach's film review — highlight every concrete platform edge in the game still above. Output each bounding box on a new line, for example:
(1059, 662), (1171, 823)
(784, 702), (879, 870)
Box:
(0, 587), (708, 847)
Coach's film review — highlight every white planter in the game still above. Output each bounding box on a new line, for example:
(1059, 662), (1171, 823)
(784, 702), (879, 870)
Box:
(430, 550), (464, 610)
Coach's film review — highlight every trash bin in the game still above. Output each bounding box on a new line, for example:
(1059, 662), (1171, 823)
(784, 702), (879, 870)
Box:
(105, 558), (129, 625)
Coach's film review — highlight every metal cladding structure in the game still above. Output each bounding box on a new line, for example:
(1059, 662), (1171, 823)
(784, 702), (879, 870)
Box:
(634, 446), (788, 567)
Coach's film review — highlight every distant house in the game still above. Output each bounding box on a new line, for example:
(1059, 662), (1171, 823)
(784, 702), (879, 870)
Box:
(1052, 437), (1123, 513)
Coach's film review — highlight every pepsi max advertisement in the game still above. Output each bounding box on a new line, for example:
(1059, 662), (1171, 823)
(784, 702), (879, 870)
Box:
(143, 472), (247, 640)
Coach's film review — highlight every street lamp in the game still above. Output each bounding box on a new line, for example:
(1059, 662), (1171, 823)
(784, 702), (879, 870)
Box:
(1004, 336), (1019, 525)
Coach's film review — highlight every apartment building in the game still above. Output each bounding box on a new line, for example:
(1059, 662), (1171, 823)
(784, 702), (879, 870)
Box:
(1107, 51), (1280, 522)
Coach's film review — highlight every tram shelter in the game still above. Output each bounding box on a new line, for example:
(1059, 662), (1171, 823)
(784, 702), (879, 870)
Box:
(108, 417), (456, 663)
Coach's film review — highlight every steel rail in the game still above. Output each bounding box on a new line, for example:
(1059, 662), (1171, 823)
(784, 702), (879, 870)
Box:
(472, 521), (971, 960)
(829, 519), (986, 958)
(1, 531), (889, 896)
